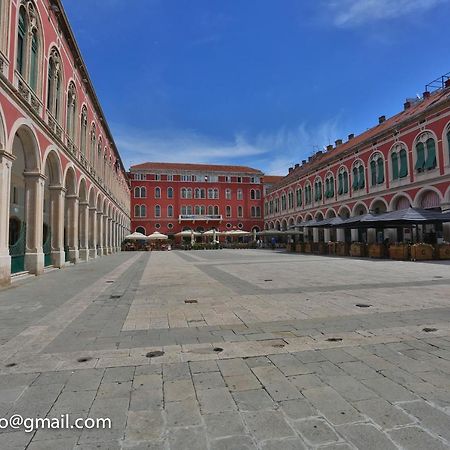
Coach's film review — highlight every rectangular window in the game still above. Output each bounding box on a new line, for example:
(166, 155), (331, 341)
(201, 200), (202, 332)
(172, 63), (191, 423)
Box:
(155, 174), (161, 181)
(167, 174), (173, 181)
(237, 177), (242, 183)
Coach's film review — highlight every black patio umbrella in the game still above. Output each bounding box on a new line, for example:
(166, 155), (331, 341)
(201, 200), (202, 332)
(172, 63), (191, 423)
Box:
(363, 207), (450, 225)
(335, 213), (381, 229)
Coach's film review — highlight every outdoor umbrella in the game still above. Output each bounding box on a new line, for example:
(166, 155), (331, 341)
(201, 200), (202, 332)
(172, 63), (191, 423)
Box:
(124, 232), (149, 240)
(336, 213), (380, 229)
(363, 207), (450, 225)
(148, 231), (168, 240)
(174, 230), (202, 237)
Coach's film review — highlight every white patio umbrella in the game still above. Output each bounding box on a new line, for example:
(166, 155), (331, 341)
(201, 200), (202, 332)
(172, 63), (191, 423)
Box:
(226, 230), (251, 236)
(124, 232), (149, 240)
(148, 231), (168, 240)
(174, 230), (202, 237)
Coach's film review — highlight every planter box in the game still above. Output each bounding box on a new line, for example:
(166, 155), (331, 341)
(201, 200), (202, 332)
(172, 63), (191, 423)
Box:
(435, 244), (450, 260)
(350, 243), (367, 257)
(336, 242), (350, 256)
(328, 242), (337, 255)
(389, 244), (409, 260)
(304, 243), (312, 253)
(295, 243), (304, 253)
(411, 244), (434, 261)
(368, 243), (384, 259)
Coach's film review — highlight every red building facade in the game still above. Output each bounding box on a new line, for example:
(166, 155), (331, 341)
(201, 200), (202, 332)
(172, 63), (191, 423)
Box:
(0, 0), (130, 286)
(264, 79), (450, 244)
(129, 162), (265, 236)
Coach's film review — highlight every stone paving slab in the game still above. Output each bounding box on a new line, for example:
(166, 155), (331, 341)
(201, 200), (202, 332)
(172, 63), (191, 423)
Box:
(0, 250), (450, 449)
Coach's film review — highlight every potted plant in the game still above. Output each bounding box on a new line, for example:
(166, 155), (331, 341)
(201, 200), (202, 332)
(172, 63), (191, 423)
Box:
(328, 242), (337, 255)
(368, 243), (384, 258)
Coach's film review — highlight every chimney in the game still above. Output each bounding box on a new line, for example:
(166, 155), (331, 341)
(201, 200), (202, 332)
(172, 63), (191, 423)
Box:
(288, 167), (293, 173)
(302, 159), (307, 165)
(423, 91), (431, 99)
(294, 163), (300, 169)
(326, 144), (333, 152)
(308, 156), (313, 162)
(378, 115), (386, 124)
(317, 150), (323, 156)
(445, 79), (450, 88)
(335, 139), (343, 147)
(404, 101), (411, 110)
(348, 133), (354, 140)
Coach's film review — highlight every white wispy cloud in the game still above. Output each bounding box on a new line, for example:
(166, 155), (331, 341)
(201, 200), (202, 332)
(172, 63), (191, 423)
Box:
(113, 117), (343, 176)
(325, 0), (447, 27)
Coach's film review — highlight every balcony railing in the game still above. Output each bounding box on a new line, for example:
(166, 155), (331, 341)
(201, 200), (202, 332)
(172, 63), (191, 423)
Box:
(14, 72), (43, 115)
(178, 214), (222, 221)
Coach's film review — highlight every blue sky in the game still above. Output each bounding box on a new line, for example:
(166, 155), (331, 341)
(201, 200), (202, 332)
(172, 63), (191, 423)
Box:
(63, 0), (450, 175)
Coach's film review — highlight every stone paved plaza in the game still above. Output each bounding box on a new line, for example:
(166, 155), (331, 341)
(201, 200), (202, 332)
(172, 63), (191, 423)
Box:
(1, 249), (450, 449)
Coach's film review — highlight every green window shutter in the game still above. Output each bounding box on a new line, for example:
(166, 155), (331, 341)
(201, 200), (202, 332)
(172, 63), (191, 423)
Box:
(370, 160), (377, 186)
(30, 33), (39, 91)
(425, 138), (437, 170)
(391, 152), (399, 180)
(318, 182), (322, 200)
(325, 179), (330, 198)
(338, 173), (343, 195)
(358, 166), (365, 189)
(343, 172), (349, 193)
(415, 142), (425, 170)
(17, 10), (26, 75)
(330, 177), (334, 196)
(377, 158), (384, 184)
(352, 168), (358, 190)
(399, 149), (408, 178)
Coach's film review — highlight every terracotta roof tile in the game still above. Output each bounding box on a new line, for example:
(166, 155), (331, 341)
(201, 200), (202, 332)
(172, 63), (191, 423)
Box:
(130, 161), (263, 174)
(263, 175), (285, 183)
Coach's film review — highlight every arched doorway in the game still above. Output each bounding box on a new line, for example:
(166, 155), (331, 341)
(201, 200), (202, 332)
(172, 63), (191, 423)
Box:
(43, 151), (64, 268)
(9, 125), (42, 275)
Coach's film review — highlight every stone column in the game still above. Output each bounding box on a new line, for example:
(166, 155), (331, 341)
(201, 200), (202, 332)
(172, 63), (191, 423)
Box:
(312, 227), (319, 243)
(337, 228), (345, 242)
(78, 201), (89, 261)
(23, 172), (45, 275)
(103, 215), (108, 255)
(0, 151), (14, 286)
(107, 218), (112, 254)
(66, 194), (79, 263)
(97, 211), (104, 256)
(49, 186), (66, 268)
(89, 207), (97, 258)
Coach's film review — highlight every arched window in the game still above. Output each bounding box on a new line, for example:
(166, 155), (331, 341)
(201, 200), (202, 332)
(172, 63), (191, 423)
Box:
(135, 226), (146, 235)
(66, 82), (77, 141)
(256, 206), (261, 217)
(296, 188), (302, 207)
(154, 205), (160, 218)
(325, 175), (334, 199)
(250, 189), (256, 200)
(167, 187), (173, 199)
(167, 205), (173, 217)
(304, 185), (312, 205)
(415, 134), (437, 172)
(80, 106), (87, 156)
(225, 189), (232, 200)
(208, 205), (214, 215)
(251, 206), (256, 217)
(237, 189), (243, 200)
(337, 168), (349, 195)
(134, 204), (140, 217)
(214, 206), (219, 215)
(352, 162), (365, 191)
(140, 205), (147, 218)
(281, 194), (287, 210)
(447, 129), (450, 160)
(369, 154), (385, 186)
(16, 2), (41, 93)
(391, 146), (408, 180)
(155, 187), (161, 198)
(134, 187), (140, 198)
(288, 191), (294, 209)
(90, 124), (96, 164)
(226, 205), (231, 217)
(181, 188), (187, 199)
(314, 179), (322, 202)
(238, 206), (243, 217)
(186, 188), (192, 199)
(208, 188), (214, 199)
(47, 48), (63, 120)
(140, 187), (147, 198)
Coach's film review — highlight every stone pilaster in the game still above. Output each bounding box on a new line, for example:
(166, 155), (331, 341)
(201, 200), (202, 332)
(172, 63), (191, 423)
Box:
(66, 194), (79, 263)
(89, 207), (97, 258)
(49, 185), (66, 268)
(78, 201), (89, 261)
(96, 210), (104, 256)
(23, 172), (45, 275)
(0, 151), (14, 286)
